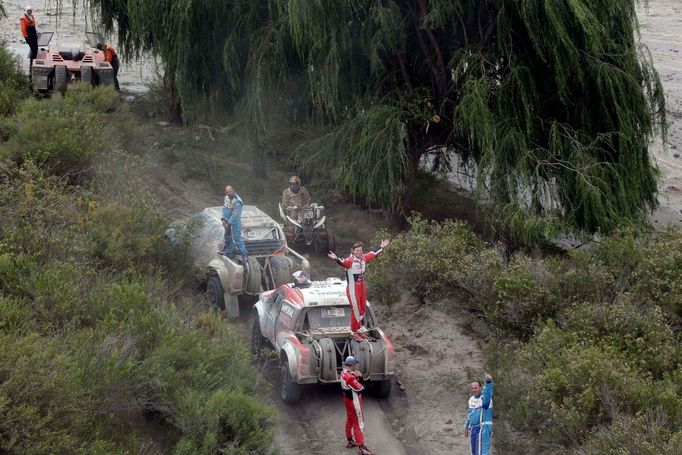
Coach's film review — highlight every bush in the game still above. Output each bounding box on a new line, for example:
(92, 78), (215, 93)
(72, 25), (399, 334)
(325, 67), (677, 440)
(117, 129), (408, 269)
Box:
(367, 214), (501, 303)
(0, 43), (29, 118)
(0, 85), (124, 178)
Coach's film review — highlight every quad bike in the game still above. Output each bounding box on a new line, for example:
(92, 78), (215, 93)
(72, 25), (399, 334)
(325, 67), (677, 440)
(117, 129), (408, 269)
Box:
(31, 32), (114, 95)
(279, 203), (336, 254)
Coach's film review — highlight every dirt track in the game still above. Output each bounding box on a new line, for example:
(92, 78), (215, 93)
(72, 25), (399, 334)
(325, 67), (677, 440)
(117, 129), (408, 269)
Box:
(144, 142), (481, 454)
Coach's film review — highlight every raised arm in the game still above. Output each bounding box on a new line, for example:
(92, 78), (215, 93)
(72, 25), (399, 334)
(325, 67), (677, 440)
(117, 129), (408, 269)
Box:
(363, 239), (390, 262)
(482, 373), (493, 409)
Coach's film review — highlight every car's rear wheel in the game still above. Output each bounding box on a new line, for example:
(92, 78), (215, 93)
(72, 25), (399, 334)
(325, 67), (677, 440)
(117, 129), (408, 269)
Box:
(81, 66), (94, 85)
(280, 359), (301, 405)
(54, 65), (67, 94)
(207, 275), (225, 311)
(374, 377), (392, 398)
(251, 315), (265, 354)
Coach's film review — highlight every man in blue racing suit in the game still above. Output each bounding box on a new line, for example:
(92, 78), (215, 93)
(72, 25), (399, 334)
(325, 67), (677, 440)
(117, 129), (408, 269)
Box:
(218, 185), (248, 262)
(464, 373), (493, 455)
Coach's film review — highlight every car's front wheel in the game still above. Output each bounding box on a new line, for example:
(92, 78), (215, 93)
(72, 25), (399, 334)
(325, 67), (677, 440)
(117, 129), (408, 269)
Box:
(280, 359), (301, 405)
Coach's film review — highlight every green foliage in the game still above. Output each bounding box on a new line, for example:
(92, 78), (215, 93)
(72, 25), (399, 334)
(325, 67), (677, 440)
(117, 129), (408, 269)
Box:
(0, 43), (29, 117)
(0, 93), (275, 452)
(87, 202), (175, 273)
(0, 85), (125, 178)
(367, 214), (500, 302)
(92, 0), (664, 235)
(374, 216), (682, 452)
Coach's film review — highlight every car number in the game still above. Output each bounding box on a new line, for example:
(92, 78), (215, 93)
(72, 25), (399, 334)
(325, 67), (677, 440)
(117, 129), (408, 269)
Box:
(321, 308), (345, 318)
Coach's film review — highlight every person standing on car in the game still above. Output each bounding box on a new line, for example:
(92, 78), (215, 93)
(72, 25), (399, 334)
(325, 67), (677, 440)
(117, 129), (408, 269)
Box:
(327, 239), (389, 337)
(282, 175), (311, 220)
(464, 373), (493, 455)
(20, 6), (38, 65)
(218, 185), (248, 262)
(96, 42), (120, 91)
(341, 356), (375, 455)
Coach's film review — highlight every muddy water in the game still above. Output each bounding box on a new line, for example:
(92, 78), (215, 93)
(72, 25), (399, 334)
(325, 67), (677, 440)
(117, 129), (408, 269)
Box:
(0, 0), (153, 93)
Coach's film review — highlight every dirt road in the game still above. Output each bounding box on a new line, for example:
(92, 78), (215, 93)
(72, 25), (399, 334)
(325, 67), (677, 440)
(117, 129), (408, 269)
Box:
(138, 125), (482, 454)
(638, 0), (682, 228)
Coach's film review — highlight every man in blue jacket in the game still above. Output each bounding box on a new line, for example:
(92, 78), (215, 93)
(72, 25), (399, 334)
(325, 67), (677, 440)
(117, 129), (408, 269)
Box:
(464, 373), (493, 455)
(218, 185), (248, 262)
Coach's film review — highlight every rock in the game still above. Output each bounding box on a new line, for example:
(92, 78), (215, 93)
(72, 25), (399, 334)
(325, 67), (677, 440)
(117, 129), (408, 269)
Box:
(674, 153), (680, 158)
(158, 121), (171, 127)
(399, 384), (407, 391)
(444, 427), (453, 432)
(446, 419), (453, 424)
(152, 141), (160, 147)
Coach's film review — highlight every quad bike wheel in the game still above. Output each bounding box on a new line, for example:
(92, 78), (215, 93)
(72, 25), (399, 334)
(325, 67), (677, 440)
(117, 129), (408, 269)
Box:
(315, 229), (336, 254)
(54, 65), (67, 94)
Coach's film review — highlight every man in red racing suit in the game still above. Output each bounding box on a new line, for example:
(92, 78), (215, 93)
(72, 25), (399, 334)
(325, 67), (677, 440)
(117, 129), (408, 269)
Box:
(327, 239), (390, 334)
(341, 356), (374, 455)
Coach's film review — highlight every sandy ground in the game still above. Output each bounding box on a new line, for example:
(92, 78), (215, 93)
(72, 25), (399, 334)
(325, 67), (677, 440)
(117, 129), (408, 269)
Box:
(0, 0), (153, 93)
(638, 0), (682, 228)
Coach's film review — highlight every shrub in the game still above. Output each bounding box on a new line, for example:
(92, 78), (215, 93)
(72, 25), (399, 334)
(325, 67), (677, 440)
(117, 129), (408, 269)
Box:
(367, 214), (501, 303)
(0, 85), (124, 178)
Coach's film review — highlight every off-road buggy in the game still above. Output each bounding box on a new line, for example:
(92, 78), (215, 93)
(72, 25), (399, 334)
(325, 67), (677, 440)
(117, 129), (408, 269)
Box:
(31, 32), (115, 94)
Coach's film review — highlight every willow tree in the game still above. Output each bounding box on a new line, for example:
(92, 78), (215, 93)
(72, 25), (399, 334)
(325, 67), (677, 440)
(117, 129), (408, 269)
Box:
(91, 0), (665, 236)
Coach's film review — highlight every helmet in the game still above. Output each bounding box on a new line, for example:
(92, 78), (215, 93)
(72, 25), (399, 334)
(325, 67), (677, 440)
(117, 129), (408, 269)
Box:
(26, 5), (32, 11)
(344, 356), (359, 365)
(292, 270), (308, 281)
(288, 175), (301, 184)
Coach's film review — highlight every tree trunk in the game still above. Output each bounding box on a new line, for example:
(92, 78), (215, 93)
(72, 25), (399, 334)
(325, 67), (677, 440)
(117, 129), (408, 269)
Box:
(166, 79), (182, 125)
(398, 145), (424, 226)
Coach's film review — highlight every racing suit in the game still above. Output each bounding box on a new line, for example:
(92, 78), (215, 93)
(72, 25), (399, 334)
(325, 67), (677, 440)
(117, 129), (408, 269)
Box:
(464, 379), (493, 455)
(335, 247), (384, 332)
(221, 192), (248, 257)
(282, 186), (311, 219)
(341, 368), (365, 446)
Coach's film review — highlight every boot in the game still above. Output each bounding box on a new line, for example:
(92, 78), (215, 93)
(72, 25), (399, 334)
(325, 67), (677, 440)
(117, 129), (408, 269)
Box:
(358, 445), (375, 455)
(346, 438), (357, 448)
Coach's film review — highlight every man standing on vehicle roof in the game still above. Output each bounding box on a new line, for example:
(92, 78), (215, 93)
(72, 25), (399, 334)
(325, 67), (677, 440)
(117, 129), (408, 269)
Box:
(464, 373), (493, 455)
(327, 239), (389, 337)
(341, 356), (375, 455)
(218, 185), (248, 262)
(96, 42), (120, 91)
(20, 6), (38, 65)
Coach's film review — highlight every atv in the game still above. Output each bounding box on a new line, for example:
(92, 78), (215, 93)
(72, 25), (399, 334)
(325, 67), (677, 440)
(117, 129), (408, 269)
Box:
(279, 203), (336, 254)
(31, 32), (115, 95)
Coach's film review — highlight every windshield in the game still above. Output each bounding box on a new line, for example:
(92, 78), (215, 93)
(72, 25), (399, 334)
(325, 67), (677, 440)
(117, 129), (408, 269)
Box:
(303, 306), (350, 330)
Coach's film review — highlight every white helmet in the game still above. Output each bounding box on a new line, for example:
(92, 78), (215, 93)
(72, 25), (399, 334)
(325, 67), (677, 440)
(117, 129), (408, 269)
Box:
(26, 5), (33, 12)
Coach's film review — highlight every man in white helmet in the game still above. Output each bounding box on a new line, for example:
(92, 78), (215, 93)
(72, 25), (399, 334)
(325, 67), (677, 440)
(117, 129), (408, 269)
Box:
(291, 270), (310, 288)
(340, 355), (374, 455)
(20, 6), (38, 65)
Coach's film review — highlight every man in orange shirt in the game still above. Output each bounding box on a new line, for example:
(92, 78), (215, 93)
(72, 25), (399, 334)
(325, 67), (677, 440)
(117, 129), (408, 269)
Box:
(20, 6), (38, 63)
(96, 42), (120, 91)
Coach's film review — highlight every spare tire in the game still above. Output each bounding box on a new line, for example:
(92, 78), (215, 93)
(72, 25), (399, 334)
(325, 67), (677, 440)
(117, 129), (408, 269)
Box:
(244, 257), (262, 294)
(268, 255), (292, 288)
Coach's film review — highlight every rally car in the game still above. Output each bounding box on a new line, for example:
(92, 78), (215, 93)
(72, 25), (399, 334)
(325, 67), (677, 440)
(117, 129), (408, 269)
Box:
(251, 278), (395, 404)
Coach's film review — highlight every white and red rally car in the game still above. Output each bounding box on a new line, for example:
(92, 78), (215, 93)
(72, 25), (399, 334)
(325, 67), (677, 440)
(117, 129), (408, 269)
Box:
(252, 278), (395, 404)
